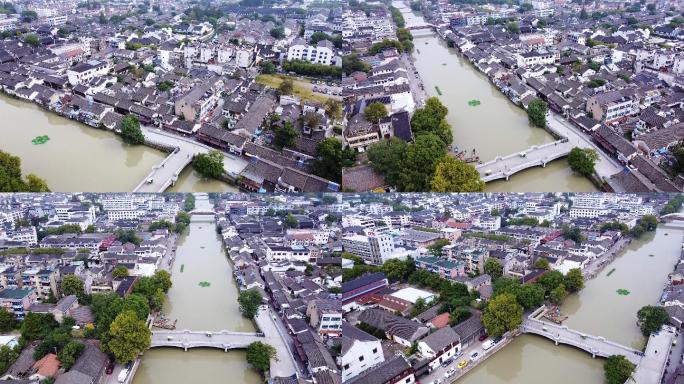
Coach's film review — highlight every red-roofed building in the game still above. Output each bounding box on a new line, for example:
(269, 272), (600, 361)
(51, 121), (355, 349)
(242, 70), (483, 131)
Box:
(429, 312), (451, 329)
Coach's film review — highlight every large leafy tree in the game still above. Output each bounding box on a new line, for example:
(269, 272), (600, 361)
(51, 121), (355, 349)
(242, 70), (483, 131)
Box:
(120, 114), (145, 145)
(398, 133), (447, 192)
(564, 268), (584, 292)
(107, 311), (151, 364)
(121, 294), (150, 321)
(313, 137), (343, 183)
(0, 150), (50, 192)
(21, 312), (58, 340)
(238, 289), (263, 319)
(604, 355), (635, 384)
(193, 150), (224, 179)
(367, 137), (408, 188)
(636, 305), (669, 336)
(61, 274), (85, 300)
(527, 98), (548, 128)
(272, 121), (299, 149)
(410, 97), (453, 145)
(567, 147), (599, 177)
(0, 309), (16, 332)
(246, 341), (276, 373)
(483, 259), (503, 281)
(363, 102), (388, 125)
(517, 284), (545, 310)
(430, 156), (484, 192)
(0, 345), (18, 374)
(58, 341), (85, 370)
(482, 293), (523, 337)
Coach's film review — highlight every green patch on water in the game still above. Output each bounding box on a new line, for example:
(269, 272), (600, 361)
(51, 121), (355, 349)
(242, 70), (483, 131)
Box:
(435, 86), (442, 96)
(467, 99), (481, 107)
(606, 268), (616, 276)
(180, 264), (184, 273)
(198, 281), (211, 287)
(616, 288), (631, 296)
(32, 135), (50, 145)
(649, 254), (655, 257)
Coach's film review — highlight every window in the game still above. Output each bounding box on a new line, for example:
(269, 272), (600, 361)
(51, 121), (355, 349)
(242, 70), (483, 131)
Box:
(372, 347), (378, 354)
(358, 355), (364, 362)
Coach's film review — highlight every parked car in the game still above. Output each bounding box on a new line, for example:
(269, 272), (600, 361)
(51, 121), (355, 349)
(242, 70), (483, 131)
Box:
(441, 357), (454, 367)
(493, 335), (503, 344)
(478, 334), (488, 341)
(106, 361), (115, 375)
(429, 379), (442, 384)
(444, 368), (457, 378)
(470, 351), (480, 361)
(457, 359), (469, 369)
(482, 340), (495, 351)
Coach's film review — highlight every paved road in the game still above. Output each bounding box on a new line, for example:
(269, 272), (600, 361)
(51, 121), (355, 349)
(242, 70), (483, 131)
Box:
(663, 330), (683, 384)
(150, 330), (264, 350)
(582, 237), (630, 279)
(401, 53), (427, 109)
(254, 305), (298, 378)
(632, 327), (675, 384)
(546, 112), (622, 180)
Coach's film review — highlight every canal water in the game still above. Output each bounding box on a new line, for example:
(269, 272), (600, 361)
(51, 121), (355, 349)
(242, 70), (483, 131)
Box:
(0, 94), (236, 192)
(133, 195), (260, 384)
(396, 5), (596, 192)
(457, 224), (683, 383)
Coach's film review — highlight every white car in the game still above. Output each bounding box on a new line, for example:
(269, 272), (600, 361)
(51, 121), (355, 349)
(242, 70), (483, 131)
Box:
(470, 351), (480, 361)
(444, 368), (456, 378)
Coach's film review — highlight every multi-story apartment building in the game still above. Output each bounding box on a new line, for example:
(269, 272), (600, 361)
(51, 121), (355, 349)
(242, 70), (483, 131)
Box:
(341, 322), (385, 382)
(287, 38), (335, 66)
(342, 233), (394, 265)
(21, 268), (58, 300)
(0, 288), (38, 320)
(586, 90), (638, 123)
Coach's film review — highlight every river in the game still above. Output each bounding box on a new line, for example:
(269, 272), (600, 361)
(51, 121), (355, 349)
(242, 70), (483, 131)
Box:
(132, 195), (260, 384)
(456, 224), (683, 384)
(0, 94), (237, 192)
(396, 5), (597, 192)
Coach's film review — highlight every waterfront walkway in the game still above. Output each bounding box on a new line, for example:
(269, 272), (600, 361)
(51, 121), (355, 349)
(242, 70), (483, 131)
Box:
(476, 139), (573, 182)
(632, 328), (675, 384)
(521, 317), (642, 365)
(131, 127), (248, 192)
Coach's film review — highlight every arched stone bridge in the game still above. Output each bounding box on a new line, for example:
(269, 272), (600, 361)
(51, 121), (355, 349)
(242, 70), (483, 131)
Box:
(521, 318), (642, 365)
(150, 330), (265, 352)
(476, 139), (574, 182)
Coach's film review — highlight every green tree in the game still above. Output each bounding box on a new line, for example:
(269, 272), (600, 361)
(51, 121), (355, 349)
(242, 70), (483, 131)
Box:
(564, 268), (584, 292)
(58, 341), (85, 370)
(506, 21), (520, 34)
(184, 194), (195, 211)
(283, 213), (298, 229)
(537, 270), (565, 294)
(0, 345), (18, 375)
(112, 266), (129, 278)
(430, 156), (485, 192)
(449, 307), (472, 326)
(484, 258), (503, 281)
(639, 214), (658, 231)
(517, 284), (545, 310)
(0, 309), (16, 332)
(115, 229), (141, 245)
(272, 121), (299, 149)
(410, 97), (452, 145)
(636, 305), (669, 336)
(381, 258), (415, 282)
(122, 294), (150, 321)
(120, 115), (145, 145)
(482, 293), (523, 337)
(324, 99), (343, 122)
(21, 10), (38, 22)
(61, 274), (85, 299)
(367, 137), (409, 188)
(24, 34), (40, 47)
(527, 98), (548, 128)
(604, 355), (635, 384)
(107, 311), (151, 364)
(21, 312), (58, 340)
(427, 238), (451, 256)
(534, 258), (550, 270)
(549, 283), (568, 305)
(398, 133), (447, 192)
(0, 150), (50, 192)
(278, 79), (294, 95)
(259, 61), (276, 74)
(567, 147), (599, 177)
(313, 137), (343, 183)
(152, 270), (172, 293)
(342, 54), (371, 75)
(363, 102), (388, 125)
(238, 289), (263, 319)
(561, 225), (585, 243)
(269, 26), (285, 38)
(246, 341), (276, 373)
(193, 150), (224, 179)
